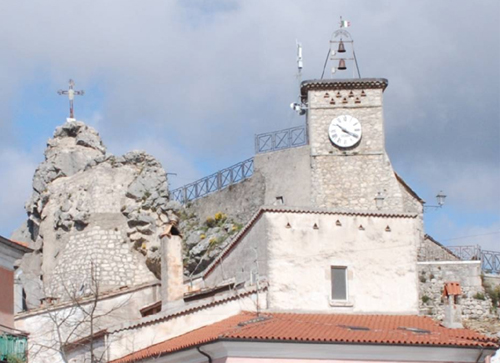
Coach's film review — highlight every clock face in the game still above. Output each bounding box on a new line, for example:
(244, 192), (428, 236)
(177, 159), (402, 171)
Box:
(328, 115), (362, 148)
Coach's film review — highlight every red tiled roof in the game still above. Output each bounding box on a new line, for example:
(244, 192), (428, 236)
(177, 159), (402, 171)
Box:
(10, 239), (28, 247)
(112, 312), (499, 363)
(0, 235), (32, 252)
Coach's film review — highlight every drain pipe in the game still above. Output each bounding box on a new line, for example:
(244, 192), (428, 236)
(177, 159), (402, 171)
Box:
(196, 346), (213, 363)
(475, 346), (484, 363)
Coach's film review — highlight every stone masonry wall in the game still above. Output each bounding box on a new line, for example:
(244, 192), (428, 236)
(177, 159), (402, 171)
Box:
(181, 146), (311, 276)
(48, 222), (153, 297)
(186, 145), (312, 225)
(186, 173), (265, 227)
(418, 235), (460, 262)
(418, 261), (493, 321)
(307, 87), (410, 213)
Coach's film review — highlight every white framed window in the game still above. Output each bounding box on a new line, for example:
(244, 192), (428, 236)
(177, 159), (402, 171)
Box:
(331, 266), (348, 301)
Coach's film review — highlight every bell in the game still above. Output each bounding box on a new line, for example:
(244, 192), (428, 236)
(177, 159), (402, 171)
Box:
(338, 40), (346, 53)
(338, 59), (347, 70)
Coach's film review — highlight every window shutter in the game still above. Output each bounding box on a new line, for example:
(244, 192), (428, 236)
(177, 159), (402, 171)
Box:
(331, 266), (347, 300)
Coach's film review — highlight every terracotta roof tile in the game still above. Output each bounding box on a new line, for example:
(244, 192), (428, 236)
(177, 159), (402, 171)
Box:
(443, 282), (463, 297)
(0, 235), (33, 252)
(10, 239), (29, 247)
(112, 312), (499, 363)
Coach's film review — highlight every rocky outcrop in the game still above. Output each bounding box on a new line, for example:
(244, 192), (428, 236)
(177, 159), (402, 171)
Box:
(178, 210), (243, 277)
(27, 121), (106, 229)
(14, 119), (250, 309)
(15, 120), (177, 308)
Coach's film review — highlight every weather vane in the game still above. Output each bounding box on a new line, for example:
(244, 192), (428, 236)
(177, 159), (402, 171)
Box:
(58, 79), (84, 119)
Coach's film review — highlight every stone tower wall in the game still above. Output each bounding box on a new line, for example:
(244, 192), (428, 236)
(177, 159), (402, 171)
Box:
(306, 84), (409, 213)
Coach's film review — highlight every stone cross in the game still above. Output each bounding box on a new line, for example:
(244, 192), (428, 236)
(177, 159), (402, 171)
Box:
(58, 79), (84, 119)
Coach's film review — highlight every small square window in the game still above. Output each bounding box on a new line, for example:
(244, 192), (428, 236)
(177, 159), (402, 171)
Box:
(331, 266), (347, 300)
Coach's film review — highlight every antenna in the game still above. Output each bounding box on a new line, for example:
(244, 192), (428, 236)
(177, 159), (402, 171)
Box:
(296, 40), (303, 82)
(290, 40), (308, 116)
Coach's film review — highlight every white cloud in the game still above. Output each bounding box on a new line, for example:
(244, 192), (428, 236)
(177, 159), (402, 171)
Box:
(0, 0), (497, 236)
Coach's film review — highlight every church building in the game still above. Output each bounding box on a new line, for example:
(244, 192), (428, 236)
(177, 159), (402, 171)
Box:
(11, 25), (499, 363)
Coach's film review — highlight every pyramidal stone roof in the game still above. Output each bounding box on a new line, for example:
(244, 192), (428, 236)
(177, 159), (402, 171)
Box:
(112, 312), (499, 362)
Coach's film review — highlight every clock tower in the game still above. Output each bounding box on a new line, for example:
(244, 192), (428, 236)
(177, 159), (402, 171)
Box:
(301, 78), (417, 213)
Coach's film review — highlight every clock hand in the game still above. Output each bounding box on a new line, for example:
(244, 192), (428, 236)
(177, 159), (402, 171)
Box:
(334, 123), (358, 138)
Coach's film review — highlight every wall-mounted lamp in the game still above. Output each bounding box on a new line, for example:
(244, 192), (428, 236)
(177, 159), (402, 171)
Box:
(375, 192), (385, 210)
(424, 191), (447, 211)
(436, 191), (446, 206)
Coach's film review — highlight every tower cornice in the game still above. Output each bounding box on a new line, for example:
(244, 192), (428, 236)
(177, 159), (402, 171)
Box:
(301, 78), (388, 101)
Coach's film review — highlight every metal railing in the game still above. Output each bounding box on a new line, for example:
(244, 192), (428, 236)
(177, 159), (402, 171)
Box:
(255, 125), (308, 154)
(446, 245), (482, 261)
(420, 244), (500, 274)
(482, 249), (500, 274)
(170, 158), (254, 204)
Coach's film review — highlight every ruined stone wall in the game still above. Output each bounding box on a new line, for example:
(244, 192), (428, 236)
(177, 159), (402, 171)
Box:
(418, 261), (493, 320)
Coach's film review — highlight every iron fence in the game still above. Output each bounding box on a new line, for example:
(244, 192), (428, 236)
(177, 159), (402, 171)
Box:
(446, 245), (482, 261)
(420, 244), (500, 274)
(482, 249), (500, 274)
(255, 125), (308, 154)
(170, 158), (254, 204)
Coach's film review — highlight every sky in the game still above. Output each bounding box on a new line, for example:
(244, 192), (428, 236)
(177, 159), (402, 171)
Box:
(0, 0), (498, 251)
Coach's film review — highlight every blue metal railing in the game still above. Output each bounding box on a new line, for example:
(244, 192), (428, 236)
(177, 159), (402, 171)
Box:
(169, 125), (309, 204)
(422, 245), (500, 274)
(170, 158), (254, 204)
(255, 125), (308, 154)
